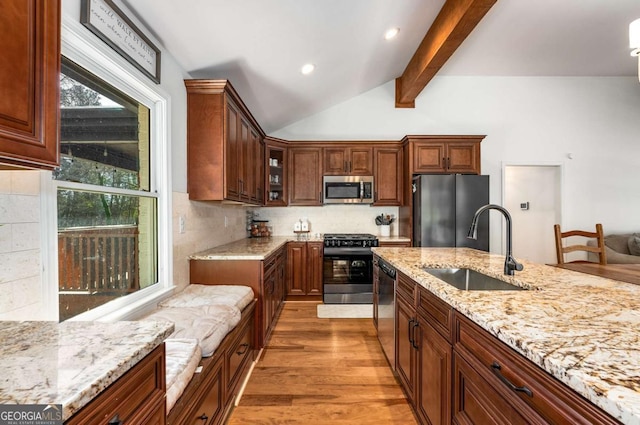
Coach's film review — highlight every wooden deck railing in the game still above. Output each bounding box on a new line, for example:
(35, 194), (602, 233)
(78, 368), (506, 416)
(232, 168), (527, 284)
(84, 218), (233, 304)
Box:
(58, 225), (139, 295)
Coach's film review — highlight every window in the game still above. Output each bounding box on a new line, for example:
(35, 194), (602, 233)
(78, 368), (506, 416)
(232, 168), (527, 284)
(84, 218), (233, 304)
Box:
(52, 54), (167, 321)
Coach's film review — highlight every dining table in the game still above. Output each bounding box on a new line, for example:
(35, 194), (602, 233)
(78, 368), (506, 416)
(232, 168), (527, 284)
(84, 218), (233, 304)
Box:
(550, 262), (640, 285)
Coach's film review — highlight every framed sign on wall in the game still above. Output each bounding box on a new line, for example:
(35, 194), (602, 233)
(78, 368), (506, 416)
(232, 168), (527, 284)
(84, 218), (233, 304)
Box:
(81, 0), (161, 83)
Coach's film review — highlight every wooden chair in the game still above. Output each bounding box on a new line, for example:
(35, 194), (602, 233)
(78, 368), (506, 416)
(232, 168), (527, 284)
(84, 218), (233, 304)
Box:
(553, 223), (607, 265)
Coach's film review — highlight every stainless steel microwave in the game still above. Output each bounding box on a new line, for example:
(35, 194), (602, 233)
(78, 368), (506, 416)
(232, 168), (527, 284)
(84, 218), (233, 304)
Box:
(323, 176), (374, 204)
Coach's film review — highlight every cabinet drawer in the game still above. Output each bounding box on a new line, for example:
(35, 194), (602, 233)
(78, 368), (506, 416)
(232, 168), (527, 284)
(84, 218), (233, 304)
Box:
(67, 344), (165, 425)
(416, 285), (453, 342)
(227, 313), (254, 396)
(396, 272), (415, 304)
(453, 352), (539, 425)
(264, 252), (278, 273)
(170, 354), (225, 425)
(454, 313), (621, 425)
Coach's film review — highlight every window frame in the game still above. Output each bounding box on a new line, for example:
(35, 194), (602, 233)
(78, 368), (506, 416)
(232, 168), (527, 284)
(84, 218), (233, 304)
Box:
(41, 17), (173, 321)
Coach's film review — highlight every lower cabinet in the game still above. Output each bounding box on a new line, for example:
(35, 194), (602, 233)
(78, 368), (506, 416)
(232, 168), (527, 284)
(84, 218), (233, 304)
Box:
(262, 247), (286, 345)
(395, 271), (452, 425)
(66, 344), (166, 425)
(453, 313), (621, 425)
(390, 270), (622, 425)
(286, 241), (323, 299)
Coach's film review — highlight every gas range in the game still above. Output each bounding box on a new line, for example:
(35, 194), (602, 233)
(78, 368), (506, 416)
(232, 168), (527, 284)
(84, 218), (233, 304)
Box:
(323, 233), (379, 248)
(323, 233), (378, 304)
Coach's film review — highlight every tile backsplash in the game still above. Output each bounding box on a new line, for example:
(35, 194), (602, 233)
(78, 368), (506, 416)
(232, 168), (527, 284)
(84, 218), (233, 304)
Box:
(255, 205), (400, 237)
(0, 171), (45, 320)
(172, 192), (251, 289)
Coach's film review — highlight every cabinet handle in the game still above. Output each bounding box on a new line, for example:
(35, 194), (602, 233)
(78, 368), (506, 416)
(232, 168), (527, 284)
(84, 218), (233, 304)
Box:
(236, 343), (250, 355)
(491, 362), (533, 397)
(108, 414), (122, 425)
(411, 321), (419, 350)
(344, 161), (348, 172)
(447, 157), (451, 169)
(408, 319), (414, 346)
(197, 413), (209, 422)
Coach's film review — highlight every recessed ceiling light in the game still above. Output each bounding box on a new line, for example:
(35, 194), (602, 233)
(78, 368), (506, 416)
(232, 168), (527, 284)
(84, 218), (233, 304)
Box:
(384, 27), (400, 40)
(301, 63), (315, 75)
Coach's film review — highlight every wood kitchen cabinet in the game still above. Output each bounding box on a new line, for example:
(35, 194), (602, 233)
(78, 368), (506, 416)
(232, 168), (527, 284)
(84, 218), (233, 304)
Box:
(407, 136), (483, 175)
(66, 344), (166, 425)
(288, 147), (323, 206)
(378, 240), (412, 247)
(286, 241), (323, 299)
(390, 269), (622, 424)
(453, 312), (621, 425)
(265, 137), (287, 206)
(185, 80), (264, 204)
(0, 0), (60, 169)
(395, 271), (453, 425)
(373, 145), (403, 206)
(323, 145), (373, 175)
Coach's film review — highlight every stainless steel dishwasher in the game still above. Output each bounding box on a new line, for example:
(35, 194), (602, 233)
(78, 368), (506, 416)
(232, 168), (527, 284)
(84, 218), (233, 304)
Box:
(377, 258), (396, 370)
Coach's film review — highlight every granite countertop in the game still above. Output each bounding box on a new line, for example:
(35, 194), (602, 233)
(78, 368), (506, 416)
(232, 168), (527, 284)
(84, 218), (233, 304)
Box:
(0, 320), (174, 420)
(372, 247), (640, 424)
(190, 235), (323, 260)
(190, 235), (410, 261)
(378, 236), (411, 243)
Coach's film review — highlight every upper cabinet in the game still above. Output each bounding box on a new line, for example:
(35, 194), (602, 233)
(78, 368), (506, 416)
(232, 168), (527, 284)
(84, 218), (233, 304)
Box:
(265, 137), (287, 207)
(407, 136), (484, 175)
(185, 80), (265, 204)
(323, 145), (373, 175)
(373, 145), (403, 206)
(0, 0), (61, 169)
(288, 147), (323, 206)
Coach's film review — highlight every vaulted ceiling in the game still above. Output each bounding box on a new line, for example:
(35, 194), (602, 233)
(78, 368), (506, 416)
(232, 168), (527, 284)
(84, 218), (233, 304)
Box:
(124, 0), (640, 133)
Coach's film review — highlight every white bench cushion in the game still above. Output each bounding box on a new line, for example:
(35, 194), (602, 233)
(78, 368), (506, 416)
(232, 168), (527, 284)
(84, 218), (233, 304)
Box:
(159, 284), (254, 311)
(164, 338), (201, 413)
(142, 305), (241, 357)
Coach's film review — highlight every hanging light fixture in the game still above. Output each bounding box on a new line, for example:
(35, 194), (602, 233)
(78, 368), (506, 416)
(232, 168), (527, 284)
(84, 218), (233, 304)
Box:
(630, 18), (640, 81)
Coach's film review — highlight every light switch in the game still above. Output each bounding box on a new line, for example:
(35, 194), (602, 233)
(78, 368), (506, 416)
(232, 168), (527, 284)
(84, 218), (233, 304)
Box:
(179, 215), (186, 233)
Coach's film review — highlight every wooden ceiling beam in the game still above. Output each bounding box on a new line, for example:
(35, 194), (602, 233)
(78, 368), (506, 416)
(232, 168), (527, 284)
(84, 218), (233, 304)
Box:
(395, 0), (497, 108)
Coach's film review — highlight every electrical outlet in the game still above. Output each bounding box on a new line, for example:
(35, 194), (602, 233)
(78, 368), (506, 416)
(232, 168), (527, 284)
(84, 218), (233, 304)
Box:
(179, 215), (186, 234)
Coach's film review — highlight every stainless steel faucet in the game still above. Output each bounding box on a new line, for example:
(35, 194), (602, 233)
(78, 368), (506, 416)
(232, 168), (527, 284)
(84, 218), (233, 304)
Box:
(467, 204), (524, 276)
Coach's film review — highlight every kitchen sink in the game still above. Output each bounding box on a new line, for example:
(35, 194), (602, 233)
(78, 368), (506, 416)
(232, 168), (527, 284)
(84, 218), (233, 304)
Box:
(423, 268), (525, 291)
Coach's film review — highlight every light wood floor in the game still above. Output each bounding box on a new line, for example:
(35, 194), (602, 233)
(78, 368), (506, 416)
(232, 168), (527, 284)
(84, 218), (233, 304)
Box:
(226, 301), (418, 425)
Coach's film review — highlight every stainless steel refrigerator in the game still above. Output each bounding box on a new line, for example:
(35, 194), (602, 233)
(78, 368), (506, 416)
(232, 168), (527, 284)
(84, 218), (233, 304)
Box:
(412, 174), (489, 251)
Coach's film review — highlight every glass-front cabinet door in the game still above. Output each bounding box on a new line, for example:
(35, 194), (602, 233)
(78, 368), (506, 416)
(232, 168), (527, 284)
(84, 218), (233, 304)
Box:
(265, 138), (287, 206)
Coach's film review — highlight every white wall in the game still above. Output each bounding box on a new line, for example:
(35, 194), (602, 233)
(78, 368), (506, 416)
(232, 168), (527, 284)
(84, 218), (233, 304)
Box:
(272, 76), (640, 253)
(62, 0), (190, 194)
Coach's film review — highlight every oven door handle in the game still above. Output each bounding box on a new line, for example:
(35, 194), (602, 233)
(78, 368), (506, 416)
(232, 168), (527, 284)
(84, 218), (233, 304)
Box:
(323, 247), (373, 256)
